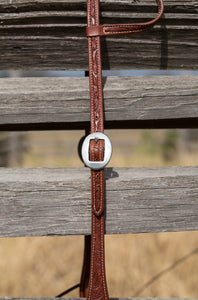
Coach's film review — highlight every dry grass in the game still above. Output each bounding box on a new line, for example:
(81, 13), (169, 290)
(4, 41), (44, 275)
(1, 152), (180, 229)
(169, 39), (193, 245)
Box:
(0, 233), (198, 298)
(0, 130), (198, 298)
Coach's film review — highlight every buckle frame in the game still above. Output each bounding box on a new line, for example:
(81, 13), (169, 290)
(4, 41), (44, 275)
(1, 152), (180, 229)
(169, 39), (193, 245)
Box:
(81, 132), (112, 170)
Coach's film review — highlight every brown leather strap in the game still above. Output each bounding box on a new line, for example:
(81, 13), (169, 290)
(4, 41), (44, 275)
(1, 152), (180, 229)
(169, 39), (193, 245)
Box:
(85, 0), (109, 299)
(80, 235), (91, 297)
(88, 142), (108, 300)
(86, 0), (164, 37)
(81, 0), (164, 299)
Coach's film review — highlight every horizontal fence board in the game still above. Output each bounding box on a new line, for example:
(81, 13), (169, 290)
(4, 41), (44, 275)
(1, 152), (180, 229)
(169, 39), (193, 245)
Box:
(0, 0), (197, 70)
(0, 76), (197, 130)
(0, 166), (198, 237)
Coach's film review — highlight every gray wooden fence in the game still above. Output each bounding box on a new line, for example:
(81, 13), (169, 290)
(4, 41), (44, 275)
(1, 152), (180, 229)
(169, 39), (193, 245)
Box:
(0, 0), (198, 299)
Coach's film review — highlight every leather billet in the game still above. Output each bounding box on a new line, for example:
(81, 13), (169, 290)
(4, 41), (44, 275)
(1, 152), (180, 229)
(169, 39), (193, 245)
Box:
(80, 1), (164, 299)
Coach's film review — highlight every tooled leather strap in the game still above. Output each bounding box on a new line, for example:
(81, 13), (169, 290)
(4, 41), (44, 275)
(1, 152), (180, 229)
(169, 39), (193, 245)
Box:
(86, 0), (164, 37)
(80, 0), (164, 299)
(85, 0), (109, 299)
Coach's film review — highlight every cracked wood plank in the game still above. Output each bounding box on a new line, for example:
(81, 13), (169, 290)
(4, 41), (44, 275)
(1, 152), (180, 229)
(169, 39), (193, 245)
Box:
(0, 0), (197, 69)
(0, 166), (198, 237)
(0, 75), (197, 130)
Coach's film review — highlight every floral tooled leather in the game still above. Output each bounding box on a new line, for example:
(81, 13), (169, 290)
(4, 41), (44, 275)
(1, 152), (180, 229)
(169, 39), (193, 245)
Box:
(81, 0), (164, 299)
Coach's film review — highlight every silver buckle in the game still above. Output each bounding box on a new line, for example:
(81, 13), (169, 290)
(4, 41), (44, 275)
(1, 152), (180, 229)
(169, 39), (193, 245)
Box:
(81, 132), (112, 170)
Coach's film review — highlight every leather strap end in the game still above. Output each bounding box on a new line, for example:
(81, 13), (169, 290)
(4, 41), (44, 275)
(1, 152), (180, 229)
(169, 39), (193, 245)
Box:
(90, 139), (105, 217)
(86, 25), (104, 37)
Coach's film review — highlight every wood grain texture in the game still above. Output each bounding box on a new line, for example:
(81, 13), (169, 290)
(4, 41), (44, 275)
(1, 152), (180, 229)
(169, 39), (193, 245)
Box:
(0, 76), (197, 130)
(0, 166), (198, 237)
(0, 0), (197, 70)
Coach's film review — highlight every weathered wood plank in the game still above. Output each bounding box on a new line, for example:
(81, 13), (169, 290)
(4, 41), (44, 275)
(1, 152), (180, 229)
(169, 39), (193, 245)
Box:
(0, 0), (197, 25)
(0, 76), (197, 130)
(0, 166), (198, 237)
(1, 1), (196, 24)
(0, 0), (197, 70)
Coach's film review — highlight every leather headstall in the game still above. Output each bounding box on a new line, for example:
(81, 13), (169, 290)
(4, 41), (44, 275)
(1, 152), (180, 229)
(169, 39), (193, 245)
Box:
(80, 1), (164, 300)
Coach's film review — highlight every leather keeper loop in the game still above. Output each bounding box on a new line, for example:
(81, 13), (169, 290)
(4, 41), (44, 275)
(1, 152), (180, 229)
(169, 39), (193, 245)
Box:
(91, 169), (104, 217)
(86, 25), (103, 37)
